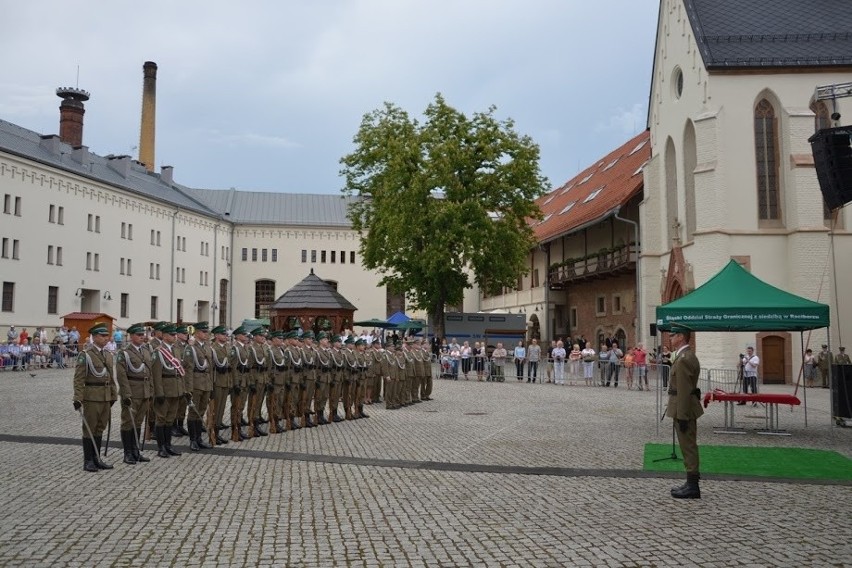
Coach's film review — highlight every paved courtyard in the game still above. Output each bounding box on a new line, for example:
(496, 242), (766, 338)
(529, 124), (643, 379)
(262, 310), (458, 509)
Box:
(0, 366), (850, 567)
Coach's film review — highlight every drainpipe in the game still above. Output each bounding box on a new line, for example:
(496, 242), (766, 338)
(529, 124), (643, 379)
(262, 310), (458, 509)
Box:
(170, 208), (179, 321)
(614, 206), (641, 345)
(212, 222), (219, 325)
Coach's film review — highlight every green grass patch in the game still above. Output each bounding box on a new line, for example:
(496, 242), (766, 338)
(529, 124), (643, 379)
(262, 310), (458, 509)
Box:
(643, 444), (852, 480)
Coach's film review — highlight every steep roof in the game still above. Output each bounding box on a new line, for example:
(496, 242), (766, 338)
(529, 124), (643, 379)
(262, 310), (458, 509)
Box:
(0, 119), (219, 217)
(533, 130), (649, 244)
(271, 270), (357, 311)
(685, 0), (852, 69)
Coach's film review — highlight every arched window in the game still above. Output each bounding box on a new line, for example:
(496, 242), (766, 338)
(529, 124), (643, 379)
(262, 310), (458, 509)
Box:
(683, 121), (697, 241)
(754, 99), (781, 221)
(664, 137), (679, 244)
(255, 279), (275, 320)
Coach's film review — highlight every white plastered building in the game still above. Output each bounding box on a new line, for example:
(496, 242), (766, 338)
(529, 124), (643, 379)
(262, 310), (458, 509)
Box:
(640, 0), (852, 380)
(0, 119), (389, 334)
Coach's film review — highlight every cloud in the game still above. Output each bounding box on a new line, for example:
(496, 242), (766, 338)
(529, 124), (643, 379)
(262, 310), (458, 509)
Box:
(595, 102), (647, 136)
(201, 129), (301, 149)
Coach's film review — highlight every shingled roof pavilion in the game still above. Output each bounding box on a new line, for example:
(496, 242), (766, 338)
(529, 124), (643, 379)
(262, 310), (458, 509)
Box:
(269, 269), (357, 334)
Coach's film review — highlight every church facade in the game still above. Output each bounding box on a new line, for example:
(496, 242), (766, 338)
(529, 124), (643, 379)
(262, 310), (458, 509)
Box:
(640, 0), (852, 376)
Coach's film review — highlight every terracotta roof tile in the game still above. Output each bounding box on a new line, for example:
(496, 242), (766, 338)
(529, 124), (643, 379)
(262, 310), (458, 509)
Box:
(533, 130), (649, 243)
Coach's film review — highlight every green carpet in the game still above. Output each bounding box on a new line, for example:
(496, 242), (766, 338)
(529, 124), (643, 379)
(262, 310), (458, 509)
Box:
(643, 444), (852, 480)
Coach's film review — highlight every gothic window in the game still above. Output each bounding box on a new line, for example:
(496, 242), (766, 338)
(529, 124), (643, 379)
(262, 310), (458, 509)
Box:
(754, 99), (780, 221)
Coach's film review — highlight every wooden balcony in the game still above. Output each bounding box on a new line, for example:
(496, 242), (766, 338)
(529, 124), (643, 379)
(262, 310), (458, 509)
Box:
(548, 245), (638, 289)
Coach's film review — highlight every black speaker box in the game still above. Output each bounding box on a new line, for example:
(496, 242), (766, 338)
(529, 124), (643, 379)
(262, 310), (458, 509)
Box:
(831, 364), (852, 420)
(649, 323), (657, 337)
(809, 126), (852, 210)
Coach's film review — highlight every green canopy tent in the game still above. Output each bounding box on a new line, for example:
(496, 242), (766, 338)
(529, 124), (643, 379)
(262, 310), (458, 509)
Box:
(656, 260), (829, 332)
(655, 259), (831, 429)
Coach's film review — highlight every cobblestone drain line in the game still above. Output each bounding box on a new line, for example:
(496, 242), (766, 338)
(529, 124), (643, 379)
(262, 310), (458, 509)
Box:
(2, 433), (848, 487)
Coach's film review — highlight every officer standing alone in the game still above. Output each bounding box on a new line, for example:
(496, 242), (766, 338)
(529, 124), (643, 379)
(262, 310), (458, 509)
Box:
(666, 325), (703, 499)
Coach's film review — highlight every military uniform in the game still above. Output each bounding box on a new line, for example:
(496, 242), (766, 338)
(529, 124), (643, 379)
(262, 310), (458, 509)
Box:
(342, 339), (359, 419)
(115, 322), (153, 465)
(151, 324), (187, 458)
(354, 339), (370, 418)
(314, 333), (333, 425)
(284, 332), (304, 430)
(229, 328), (252, 442)
(210, 325), (232, 445)
(247, 330), (269, 437)
(329, 337), (346, 422)
(367, 343), (384, 404)
(72, 323), (118, 472)
(300, 333), (318, 428)
(836, 348), (851, 365)
(419, 342), (434, 401)
(144, 322), (167, 441)
(665, 326), (703, 498)
(183, 323), (214, 451)
(172, 329), (190, 437)
(267, 331), (288, 433)
(817, 346), (833, 388)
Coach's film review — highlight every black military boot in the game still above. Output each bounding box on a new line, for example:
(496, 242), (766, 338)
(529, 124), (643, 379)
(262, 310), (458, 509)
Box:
(165, 428), (182, 456)
(196, 420), (213, 449)
(189, 420), (201, 451)
(93, 436), (113, 470)
(156, 426), (170, 459)
(671, 473), (701, 499)
(317, 410), (329, 425)
(332, 410), (343, 423)
(177, 419), (189, 437)
(121, 430), (137, 465)
(254, 420), (268, 436)
(290, 417), (301, 430)
(83, 438), (98, 472)
(358, 404), (369, 419)
(133, 428), (150, 462)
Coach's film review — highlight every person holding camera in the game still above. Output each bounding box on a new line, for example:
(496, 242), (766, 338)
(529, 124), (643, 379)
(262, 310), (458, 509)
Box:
(739, 346), (759, 406)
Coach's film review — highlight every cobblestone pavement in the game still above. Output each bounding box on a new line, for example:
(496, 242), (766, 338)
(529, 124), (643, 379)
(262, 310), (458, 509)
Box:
(0, 367), (850, 567)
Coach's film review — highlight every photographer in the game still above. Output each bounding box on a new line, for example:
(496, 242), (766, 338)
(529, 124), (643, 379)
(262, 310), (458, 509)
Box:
(739, 346), (759, 406)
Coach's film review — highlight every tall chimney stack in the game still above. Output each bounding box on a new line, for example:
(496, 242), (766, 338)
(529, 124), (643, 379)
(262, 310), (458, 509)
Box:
(138, 61), (157, 172)
(56, 87), (90, 148)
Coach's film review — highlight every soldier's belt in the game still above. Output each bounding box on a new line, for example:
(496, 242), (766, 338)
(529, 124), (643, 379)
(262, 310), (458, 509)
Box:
(194, 369), (210, 374)
(255, 366), (268, 372)
(216, 365), (231, 372)
(128, 376), (150, 382)
(85, 381), (111, 386)
(276, 365), (288, 372)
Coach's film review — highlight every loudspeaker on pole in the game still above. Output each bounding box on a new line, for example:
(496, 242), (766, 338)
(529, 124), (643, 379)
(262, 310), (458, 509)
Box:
(809, 126), (852, 210)
(649, 323), (657, 337)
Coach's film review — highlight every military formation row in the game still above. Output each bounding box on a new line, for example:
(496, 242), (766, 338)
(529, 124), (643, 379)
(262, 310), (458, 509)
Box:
(72, 321), (435, 472)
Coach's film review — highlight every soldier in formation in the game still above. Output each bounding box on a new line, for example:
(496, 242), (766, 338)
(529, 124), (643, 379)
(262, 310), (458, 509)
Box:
(72, 323), (435, 471)
(115, 322), (152, 465)
(72, 322), (117, 472)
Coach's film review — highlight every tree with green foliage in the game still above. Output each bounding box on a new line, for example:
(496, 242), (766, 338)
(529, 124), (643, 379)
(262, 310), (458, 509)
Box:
(340, 93), (548, 339)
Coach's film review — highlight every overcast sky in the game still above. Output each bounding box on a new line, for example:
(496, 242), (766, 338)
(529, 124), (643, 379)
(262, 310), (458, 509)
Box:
(0, 0), (658, 195)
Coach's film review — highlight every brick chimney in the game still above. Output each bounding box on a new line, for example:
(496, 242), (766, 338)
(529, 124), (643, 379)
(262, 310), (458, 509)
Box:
(56, 87), (90, 148)
(138, 61), (157, 172)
